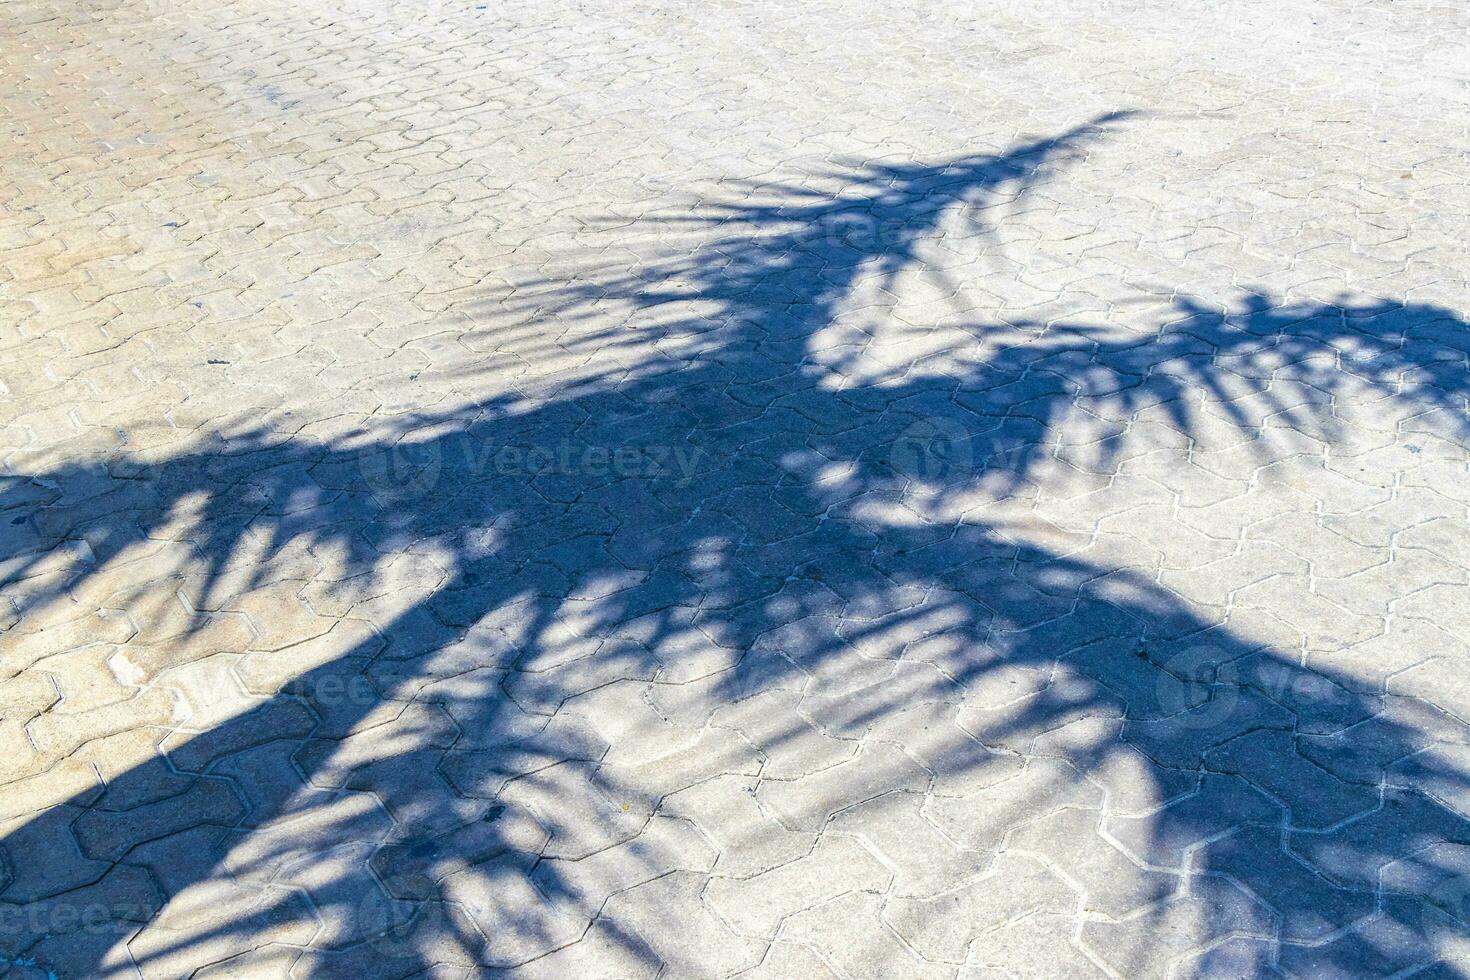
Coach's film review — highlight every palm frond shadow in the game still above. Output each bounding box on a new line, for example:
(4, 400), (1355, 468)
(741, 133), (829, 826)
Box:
(3, 112), (1470, 977)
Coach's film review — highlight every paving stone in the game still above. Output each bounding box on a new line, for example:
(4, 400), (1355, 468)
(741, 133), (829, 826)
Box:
(874, 701), (1026, 798)
(0, 761), (100, 823)
(732, 941), (840, 979)
(600, 871), (766, 976)
(1034, 715), (1197, 815)
(884, 852), (1076, 963)
(1079, 877), (1273, 979)
(532, 815), (717, 919)
(1172, 938), (1286, 979)
(925, 758), (1103, 855)
(1237, 652), (1378, 734)
(25, 688), (181, 762)
(756, 742), (931, 831)
(1395, 581), (1470, 640)
(275, 840), (418, 949)
(502, 920), (660, 979)
(190, 946), (304, 979)
(499, 761), (652, 860)
(1197, 825), (1373, 941)
(1290, 787), (1470, 891)
(438, 853), (587, 968)
(72, 777), (247, 862)
(0, 863), (160, 956)
(1275, 894), (1462, 979)
(1311, 620), (1461, 693)
(1204, 729), (1379, 830)
(961, 910), (1109, 978)
(221, 792), (399, 884)
(827, 790), (986, 898)
(371, 802), (548, 900)
(1389, 742), (1470, 818)
(1300, 695), (1470, 787)
(126, 878), (318, 980)
(660, 774), (817, 879)
(1007, 807), (1178, 917)
(1390, 658), (1470, 724)
(1123, 685), (1295, 770)
(705, 834), (889, 938)
(778, 891), (953, 980)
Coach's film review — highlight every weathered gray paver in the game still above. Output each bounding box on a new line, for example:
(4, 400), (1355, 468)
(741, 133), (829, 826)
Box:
(1, 0), (1469, 976)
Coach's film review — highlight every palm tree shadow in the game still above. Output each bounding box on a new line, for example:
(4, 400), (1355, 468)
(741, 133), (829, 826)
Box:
(2, 112), (1470, 978)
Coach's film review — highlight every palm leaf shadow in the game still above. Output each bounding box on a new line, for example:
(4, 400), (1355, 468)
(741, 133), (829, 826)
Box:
(2, 111), (1470, 977)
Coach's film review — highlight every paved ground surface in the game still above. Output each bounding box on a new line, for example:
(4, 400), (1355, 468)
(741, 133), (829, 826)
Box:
(2, 0), (1469, 976)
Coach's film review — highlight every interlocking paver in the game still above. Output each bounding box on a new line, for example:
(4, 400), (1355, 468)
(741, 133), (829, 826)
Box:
(2, 0), (1469, 975)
